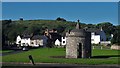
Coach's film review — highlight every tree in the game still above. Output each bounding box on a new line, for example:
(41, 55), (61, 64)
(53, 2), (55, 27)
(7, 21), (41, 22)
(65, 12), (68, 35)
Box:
(20, 17), (23, 21)
(97, 22), (115, 36)
(57, 25), (66, 34)
(111, 25), (120, 45)
(56, 17), (66, 21)
(87, 24), (95, 28)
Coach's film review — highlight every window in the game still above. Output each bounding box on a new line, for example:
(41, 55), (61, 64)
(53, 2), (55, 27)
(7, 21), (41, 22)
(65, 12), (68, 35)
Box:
(63, 41), (65, 43)
(18, 41), (21, 43)
(91, 39), (94, 41)
(31, 42), (34, 44)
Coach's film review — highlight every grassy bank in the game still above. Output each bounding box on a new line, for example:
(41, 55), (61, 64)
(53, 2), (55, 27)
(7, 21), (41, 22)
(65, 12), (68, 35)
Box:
(2, 48), (120, 65)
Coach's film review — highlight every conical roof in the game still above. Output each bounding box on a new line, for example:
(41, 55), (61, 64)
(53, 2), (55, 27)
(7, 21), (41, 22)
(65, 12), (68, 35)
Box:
(71, 21), (85, 33)
(76, 22), (80, 29)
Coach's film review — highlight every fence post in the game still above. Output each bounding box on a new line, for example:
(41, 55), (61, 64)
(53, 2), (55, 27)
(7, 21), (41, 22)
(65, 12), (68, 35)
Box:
(101, 46), (103, 49)
(28, 55), (35, 65)
(93, 46), (95, 49)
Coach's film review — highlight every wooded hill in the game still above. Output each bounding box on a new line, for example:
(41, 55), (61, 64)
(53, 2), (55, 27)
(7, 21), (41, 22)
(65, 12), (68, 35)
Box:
(2, 18), (120, 45)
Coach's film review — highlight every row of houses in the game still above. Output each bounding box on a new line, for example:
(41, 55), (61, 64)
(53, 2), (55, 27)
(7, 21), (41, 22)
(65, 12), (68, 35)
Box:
(16, 35), (48, 47)
(16, 26), (113, 48)
(16, 28), (66, 48)
(87, 27), (113, 44)
(54, 27), (113, 46)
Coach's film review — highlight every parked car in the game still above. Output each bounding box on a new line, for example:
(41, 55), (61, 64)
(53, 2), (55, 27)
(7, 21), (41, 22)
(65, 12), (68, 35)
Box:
(22, 47), (29, 51)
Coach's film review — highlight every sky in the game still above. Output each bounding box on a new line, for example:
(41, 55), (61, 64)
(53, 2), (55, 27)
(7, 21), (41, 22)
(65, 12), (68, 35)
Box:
(2, 2), (119, 25)
(1, 0), (120, 2)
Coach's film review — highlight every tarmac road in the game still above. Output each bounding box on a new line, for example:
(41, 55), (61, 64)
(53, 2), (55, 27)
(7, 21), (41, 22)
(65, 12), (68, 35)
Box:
(1, 62), (120, 68)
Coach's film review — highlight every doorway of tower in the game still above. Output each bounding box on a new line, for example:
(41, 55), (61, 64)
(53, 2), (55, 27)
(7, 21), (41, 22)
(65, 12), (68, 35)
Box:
(77, 43), (82, 58)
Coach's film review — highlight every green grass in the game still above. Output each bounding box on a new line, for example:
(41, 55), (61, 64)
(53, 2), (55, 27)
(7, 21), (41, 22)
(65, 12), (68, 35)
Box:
(2, 48), (120, 65)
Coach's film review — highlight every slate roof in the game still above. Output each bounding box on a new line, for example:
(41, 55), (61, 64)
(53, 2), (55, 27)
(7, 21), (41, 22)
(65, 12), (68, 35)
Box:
(21, 34), (46, 40)
(22, 35), (32, 38)
(31, 35), (45, 40)
(70, 22), (86, 33)
(71, 29), (85, 33)
(86, 28), (101, 35)
(49, 33), (62, 42)
(31, 35), (40, 40)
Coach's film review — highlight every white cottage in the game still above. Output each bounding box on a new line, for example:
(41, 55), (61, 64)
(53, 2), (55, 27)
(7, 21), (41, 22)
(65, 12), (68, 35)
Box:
(21, 35), (31, 47)
(61, 37), (66, 45)
(55, 39), (61, 46)
(16, 35), (48, 47)
(16, 35), (21, 45)
(54, 37), (66, 47)
(30, 35), (48, 47)
(16, 35), (30, 46)
(87, 27), (106, 44)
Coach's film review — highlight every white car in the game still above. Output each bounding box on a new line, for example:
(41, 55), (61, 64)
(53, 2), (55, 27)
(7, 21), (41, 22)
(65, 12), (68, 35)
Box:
(22, 47), (28, 51)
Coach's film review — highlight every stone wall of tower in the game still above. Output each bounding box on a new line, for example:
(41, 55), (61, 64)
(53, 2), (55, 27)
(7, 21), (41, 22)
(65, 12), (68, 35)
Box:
(66, 32), (86, 58)
(66, 31), (91, 58)
(66, 36), (78, 58)
(66, 20), (91, 59)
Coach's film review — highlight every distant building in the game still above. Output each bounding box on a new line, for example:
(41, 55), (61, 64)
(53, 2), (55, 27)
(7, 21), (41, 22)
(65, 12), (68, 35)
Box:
(61, 37), (66, 46)
(44, 28), (66, 47)
(16, 35), (21, 45)
(86, 27), (106, 44)
(21, 35), (31, 47)
(54, 37), (66, 47)
(16, 35), (48, 47)
(44, 28), (57, 37)
(44, 28), (61, 45)
(55, 39), (61, 46)
(31, 35), (48, 47)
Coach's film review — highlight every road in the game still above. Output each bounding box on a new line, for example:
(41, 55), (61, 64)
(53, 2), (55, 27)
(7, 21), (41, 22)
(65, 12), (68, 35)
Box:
(1, 62), (120, 68)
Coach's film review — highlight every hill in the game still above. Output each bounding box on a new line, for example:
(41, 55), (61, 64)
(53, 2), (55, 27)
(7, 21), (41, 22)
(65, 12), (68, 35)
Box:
(2, 19), (78, 42)
(2, 19), (118, 44)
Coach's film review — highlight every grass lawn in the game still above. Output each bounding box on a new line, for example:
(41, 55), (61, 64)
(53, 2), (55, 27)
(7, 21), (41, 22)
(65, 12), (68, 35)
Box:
(2, 48), (120, 65)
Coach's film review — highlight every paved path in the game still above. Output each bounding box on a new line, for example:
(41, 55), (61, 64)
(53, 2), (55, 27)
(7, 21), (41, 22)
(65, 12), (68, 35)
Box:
(1, 62), (120, 68)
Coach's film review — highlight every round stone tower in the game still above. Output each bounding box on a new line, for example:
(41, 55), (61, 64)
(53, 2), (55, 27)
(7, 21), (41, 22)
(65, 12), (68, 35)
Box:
(66, 20), (91, 58)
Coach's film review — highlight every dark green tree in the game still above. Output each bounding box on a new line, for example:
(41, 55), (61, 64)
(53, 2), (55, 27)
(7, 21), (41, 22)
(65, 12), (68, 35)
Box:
(56, 17), (66, 21)
(111, 25), (120, 45)
(97, 22), (116, 36)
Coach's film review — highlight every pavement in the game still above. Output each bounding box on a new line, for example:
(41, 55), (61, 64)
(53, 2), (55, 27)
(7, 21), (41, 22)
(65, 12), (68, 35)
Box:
(1, 62), (120, 68)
